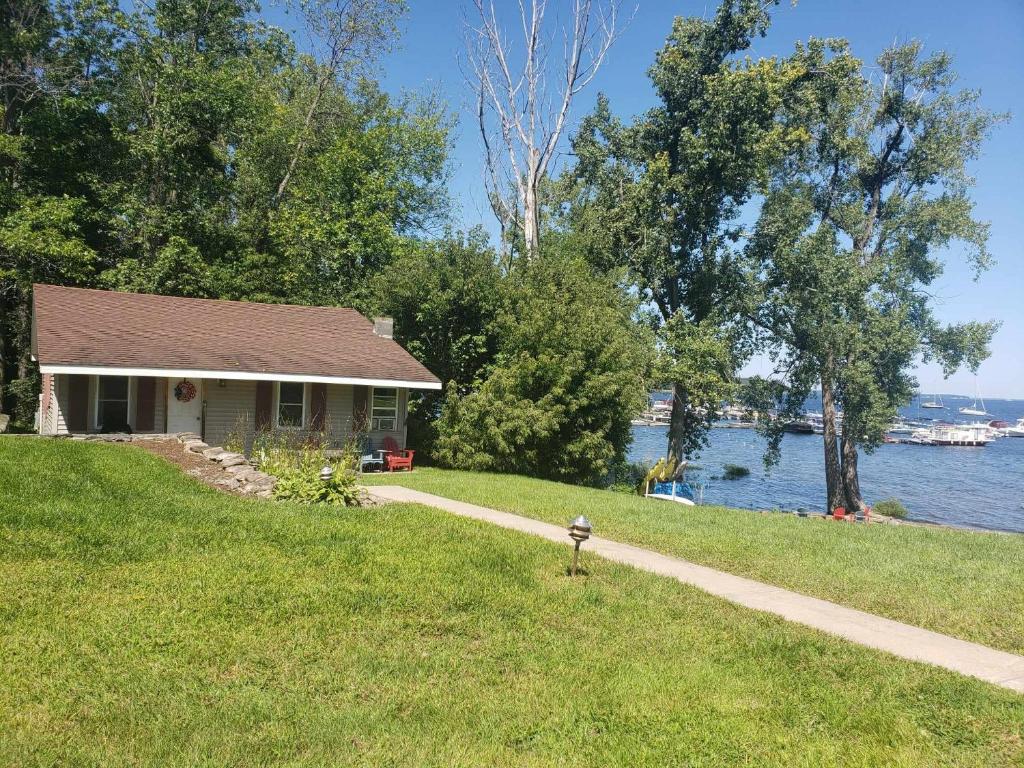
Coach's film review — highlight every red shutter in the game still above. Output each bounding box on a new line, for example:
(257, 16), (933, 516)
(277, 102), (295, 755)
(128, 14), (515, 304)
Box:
(310, 383), (327, 432)
(135, 377), (156, 431)
(255, 381), (273, 431)
(67, 375), (89, 432)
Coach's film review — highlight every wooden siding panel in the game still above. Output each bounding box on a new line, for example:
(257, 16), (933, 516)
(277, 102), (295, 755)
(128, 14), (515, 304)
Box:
(205, 379), (257, 448)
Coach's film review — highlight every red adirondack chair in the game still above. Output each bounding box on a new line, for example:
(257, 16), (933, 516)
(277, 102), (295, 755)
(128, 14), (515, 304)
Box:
(382, 436), (415, 472)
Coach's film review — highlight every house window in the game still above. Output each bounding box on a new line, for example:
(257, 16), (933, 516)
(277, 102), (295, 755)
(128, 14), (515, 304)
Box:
(371, 387), (398, 431)
(97, 376), (130, 430)
(276, 382), (306, 428)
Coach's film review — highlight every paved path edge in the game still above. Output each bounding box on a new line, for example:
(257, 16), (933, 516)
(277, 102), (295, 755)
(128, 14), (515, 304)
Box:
(367, 485), (1024, 694)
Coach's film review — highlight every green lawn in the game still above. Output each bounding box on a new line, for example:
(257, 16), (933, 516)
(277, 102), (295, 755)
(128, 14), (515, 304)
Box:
(2, 438), (1023, 766)
(364, 467), (1024, 655)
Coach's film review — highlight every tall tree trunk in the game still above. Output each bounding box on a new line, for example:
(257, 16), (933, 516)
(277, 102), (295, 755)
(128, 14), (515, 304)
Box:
(522, 183), (540, 262)
(820, 356), (844, 513)
(841, 433), (864, 513)
(16, 291), (31, 379)
(0, 287), (8, 400)
(667, 382), (688, 461)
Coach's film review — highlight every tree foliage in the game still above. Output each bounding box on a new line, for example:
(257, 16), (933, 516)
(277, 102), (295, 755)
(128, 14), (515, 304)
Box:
(434, 253), (651, 485)
(567, 0), (805, 460)
(748, 39), (1002, 510)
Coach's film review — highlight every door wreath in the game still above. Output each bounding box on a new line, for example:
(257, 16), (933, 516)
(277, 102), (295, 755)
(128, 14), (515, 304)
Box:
(174, 380), (197, 402)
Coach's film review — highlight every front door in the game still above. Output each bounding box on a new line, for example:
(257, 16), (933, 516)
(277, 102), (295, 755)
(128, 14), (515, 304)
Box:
(167, 378), (203, 434)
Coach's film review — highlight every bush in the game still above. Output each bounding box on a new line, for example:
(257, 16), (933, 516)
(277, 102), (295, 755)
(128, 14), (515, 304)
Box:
(253, 429), (363, 506)
(3, 375), (40, 431)
(874, 498), (908, 519)
(433, 255), (653, 485)
(604, 459), (654, 494)
(722, 464), (750, 480)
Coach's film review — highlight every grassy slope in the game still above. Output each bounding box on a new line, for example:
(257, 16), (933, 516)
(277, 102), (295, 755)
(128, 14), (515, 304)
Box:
(1, 438), (1022, 767)
(364, 468), (1024, 655)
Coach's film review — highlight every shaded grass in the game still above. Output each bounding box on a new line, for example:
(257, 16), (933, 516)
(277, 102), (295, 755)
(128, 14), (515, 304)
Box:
(1, 437), (1022, 766)
(364, 467), (1024, 654)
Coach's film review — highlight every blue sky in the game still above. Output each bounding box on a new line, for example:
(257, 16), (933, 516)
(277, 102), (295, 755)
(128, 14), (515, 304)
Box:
(271, 0), (1024, 398)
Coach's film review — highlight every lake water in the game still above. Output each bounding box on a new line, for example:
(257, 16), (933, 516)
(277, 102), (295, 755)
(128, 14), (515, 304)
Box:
(628, 395), (1024, 533)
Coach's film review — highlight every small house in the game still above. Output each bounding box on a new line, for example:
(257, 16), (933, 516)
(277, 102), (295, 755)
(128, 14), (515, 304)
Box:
(31, 284), (441, 448)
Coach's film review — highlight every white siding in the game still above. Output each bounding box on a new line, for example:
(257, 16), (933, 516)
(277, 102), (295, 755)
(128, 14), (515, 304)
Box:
(53, 374), (70, 434)
(204, 379), (257, 448)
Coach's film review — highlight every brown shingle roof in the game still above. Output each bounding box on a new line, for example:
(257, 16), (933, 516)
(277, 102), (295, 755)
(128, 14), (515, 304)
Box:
(32, 284), (440, 388)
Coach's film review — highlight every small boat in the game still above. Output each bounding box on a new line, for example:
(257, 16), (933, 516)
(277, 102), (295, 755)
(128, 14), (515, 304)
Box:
(958, 404), (989, 417)
(1005, 418), (1024, 438)
(783, 419), (815, 434)
(888, 422), (917, 435)
(921, 393), (945, 409)
(643, 457), (696, 505)
(959, 381), (989, 416)
(646, 480), (696, 506)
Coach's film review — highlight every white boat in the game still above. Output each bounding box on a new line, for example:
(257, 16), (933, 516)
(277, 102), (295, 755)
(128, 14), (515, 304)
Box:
(927, 424), (992, 447)
(888, 422), (916, 435)
(921, 393), (945, 409)
(1005, 418), (1024, 438)
(963, 421), (1003, 440)
(958, 404), (988, 417)
(959, 381), (989, 416)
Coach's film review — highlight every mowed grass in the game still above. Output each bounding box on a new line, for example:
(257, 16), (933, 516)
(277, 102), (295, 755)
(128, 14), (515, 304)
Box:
(363, 467), (1024, 655)
(1, 439), (1022, 767)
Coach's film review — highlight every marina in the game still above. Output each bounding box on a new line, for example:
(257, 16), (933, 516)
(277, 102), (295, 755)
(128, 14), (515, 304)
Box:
(628, 394), (1024, 532)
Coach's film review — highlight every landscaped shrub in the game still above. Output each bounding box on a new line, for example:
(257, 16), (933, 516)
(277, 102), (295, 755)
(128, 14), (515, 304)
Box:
(253, 429), (363, 506)
(874, 498), (908, 518)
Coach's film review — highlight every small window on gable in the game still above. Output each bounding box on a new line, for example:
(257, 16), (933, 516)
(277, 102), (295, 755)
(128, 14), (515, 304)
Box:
(371, 387), (398, 431)
(277, 382), (306, 428)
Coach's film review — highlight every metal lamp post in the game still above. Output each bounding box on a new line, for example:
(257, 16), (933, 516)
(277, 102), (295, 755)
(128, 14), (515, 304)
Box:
(567, 515), (592, 576)
(319, 465), (335, 484)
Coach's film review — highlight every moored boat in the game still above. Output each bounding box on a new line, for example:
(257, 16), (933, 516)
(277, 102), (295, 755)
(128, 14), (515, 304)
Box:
(928, 424), (992, 447)
(1005, 418), (1024, 438)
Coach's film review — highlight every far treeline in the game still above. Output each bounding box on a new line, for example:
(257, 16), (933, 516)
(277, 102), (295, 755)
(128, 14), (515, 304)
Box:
(0, 0), (1002, 511)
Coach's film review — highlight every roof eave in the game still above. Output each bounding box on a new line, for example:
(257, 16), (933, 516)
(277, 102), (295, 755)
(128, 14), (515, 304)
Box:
(37, 364), (443, 391)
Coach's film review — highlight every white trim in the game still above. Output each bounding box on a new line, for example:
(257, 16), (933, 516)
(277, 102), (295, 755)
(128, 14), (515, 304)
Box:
(93, 374), (133, 431)
(38, 364), (442, 391)
(274, 381), (309, 429)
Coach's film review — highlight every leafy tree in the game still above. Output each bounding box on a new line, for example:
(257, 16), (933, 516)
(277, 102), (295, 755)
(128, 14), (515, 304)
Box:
(100, 0), (286, 295)
(567, 0), (806, 460)
(257, 83), (452, 309)
(0, 0), (116, 419)
(434, 253), (652, 485)
(372, 229), (503, 454)
(748, 39), (1002, 512)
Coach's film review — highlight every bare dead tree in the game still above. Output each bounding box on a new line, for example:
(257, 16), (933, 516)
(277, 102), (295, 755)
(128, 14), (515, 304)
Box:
(465, 0), (622, 262)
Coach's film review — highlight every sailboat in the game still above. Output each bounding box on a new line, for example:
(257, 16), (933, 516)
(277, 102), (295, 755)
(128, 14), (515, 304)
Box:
(959, 400), (989, 417)
(959, 380), (989, 417)
(921, 392), (945, 410)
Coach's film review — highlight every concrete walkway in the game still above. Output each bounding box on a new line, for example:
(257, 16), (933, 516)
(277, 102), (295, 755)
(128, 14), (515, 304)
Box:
(368, 485), (1024, 694)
